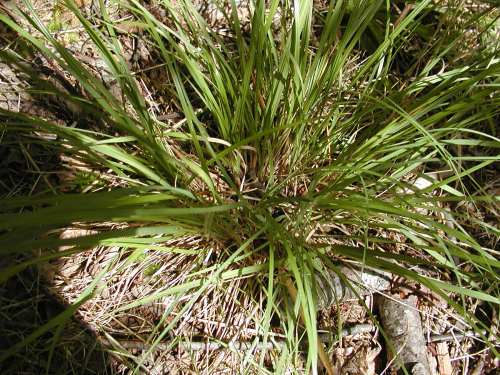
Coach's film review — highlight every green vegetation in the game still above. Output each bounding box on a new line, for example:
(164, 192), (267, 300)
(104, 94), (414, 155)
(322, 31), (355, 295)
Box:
(0, 0), (499, 373)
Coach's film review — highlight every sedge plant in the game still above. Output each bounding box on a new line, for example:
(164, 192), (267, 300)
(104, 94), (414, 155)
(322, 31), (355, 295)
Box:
(0, 0), (499, 373)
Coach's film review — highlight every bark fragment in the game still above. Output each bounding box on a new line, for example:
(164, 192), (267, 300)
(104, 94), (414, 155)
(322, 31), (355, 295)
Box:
(316, 266), (391, 308)
(379, 295), (431, 375)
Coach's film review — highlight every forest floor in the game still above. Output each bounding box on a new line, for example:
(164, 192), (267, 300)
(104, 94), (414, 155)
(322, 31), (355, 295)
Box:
(0, 0), (499, 374)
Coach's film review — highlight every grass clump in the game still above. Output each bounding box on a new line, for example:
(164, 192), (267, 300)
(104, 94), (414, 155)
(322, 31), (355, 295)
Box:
(0, 0), (499, 373)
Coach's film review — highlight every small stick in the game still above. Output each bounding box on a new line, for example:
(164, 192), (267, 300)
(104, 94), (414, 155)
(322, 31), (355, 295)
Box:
(100, 339), (280, 352)
(394, 4), (414, 29)
(97, 327), (489, 353)
(429, 330), (487, 343)
(98, 324), (374, 352)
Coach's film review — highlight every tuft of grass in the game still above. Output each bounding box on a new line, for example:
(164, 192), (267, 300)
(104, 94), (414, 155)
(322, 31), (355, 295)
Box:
(0, 0), (499, 372)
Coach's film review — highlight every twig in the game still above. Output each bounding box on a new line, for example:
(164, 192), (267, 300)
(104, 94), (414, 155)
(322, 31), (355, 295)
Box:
(394, 4), (414, 29)
(97, 326), (491, 354)
(97, 324), (375, 353)
(101, 338), (280, 352)
(429, 330), (488, 343)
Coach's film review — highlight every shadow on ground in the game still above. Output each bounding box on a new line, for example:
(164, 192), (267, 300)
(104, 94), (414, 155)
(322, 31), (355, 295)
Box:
(0, 264), (115, 374)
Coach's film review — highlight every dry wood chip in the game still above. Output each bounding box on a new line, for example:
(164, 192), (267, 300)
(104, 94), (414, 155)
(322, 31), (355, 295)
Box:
(436, 342), (453, 375)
